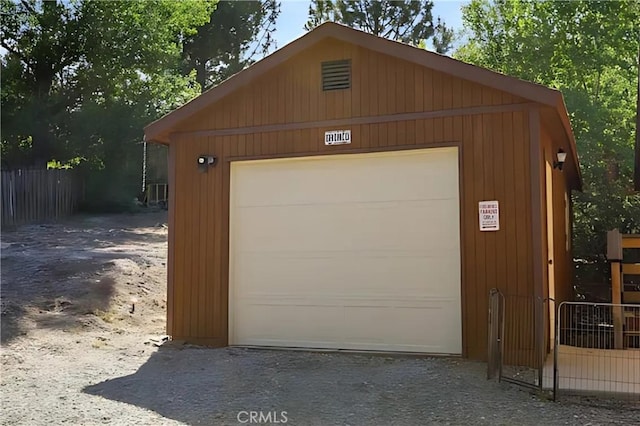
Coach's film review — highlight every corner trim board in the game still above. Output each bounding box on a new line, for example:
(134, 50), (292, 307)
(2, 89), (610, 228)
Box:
(528, 108), (546, 371)
(166, 142), (176, 336)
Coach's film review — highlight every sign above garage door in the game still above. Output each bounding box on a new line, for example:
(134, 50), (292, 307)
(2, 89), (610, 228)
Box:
(324, 129), (351, 145)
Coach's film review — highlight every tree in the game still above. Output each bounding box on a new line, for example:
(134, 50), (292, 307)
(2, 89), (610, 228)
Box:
(305, 0), (454, 54)
(1, 0), (215, 208)
(635, 47), (640, 192)
(457, 0), (640, 281)
(183, 0), (280, 90)
(1, 0), (89, 166)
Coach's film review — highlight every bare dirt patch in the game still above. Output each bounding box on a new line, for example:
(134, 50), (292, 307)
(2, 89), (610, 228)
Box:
(1, 211), (176, 424)
(1, 212), (168, 344)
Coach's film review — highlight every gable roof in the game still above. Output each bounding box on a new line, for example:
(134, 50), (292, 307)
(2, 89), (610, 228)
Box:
(144, 22), (581, 187)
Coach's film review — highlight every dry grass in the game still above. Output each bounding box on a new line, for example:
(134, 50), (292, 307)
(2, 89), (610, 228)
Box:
(90, 337), (109, 349)
(93, 309), (116, 324)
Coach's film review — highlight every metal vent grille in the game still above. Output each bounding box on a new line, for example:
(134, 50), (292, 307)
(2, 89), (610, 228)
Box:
(321, 60), (351, 91)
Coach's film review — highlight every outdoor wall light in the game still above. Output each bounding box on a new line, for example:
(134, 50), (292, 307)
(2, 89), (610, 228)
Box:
(553, 148), (567, 170)
(197, 155), (217, 172)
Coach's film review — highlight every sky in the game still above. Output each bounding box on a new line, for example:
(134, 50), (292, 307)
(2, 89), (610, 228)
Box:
(272, 1), (467, 50)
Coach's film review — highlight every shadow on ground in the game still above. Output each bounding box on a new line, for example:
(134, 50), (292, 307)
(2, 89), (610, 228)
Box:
(0, 303), (27, 343)
(83, 346), (452, 425)
(83, 346), (640, 426)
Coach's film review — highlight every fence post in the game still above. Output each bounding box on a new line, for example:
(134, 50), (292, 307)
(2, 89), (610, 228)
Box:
(553, 302), (562, 401)
(608, 229), (624, 349)
(498, 292), (504, 382)
(487, 289), (506, 381)
(487, 289), (500, 380)
(535, 295), (544, 388)
(487, 290), (493, 379)
(611, 262), (624, 349)
(539, 297), (553, 391)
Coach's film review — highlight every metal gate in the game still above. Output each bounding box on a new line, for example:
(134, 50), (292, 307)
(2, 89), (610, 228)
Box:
(487, 289), (503, 380)
(488, 289), (548, 390)
(554, 301), (640, 401)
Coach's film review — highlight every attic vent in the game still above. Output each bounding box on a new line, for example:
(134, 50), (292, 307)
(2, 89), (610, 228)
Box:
(322, 60), (351, 91)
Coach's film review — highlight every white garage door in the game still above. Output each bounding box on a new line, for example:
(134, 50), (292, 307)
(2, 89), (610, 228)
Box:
(229, 147), (461, 354)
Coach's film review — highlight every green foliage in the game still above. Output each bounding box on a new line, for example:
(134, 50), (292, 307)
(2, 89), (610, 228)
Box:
(305, 0), (454, 53)
(47, 157), (84, 170)
(306, 0), (336, 30)
(432, 17), (454, 54)
(183, 0), (280, 90)
(1, 0), (215, 211)
(458, 0), (640, 282)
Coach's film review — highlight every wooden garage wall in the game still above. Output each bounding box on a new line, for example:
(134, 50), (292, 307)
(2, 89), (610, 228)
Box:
(541, 126), (573, 305)
(167, 38), (536, 360)
(173, 38), (529, 133)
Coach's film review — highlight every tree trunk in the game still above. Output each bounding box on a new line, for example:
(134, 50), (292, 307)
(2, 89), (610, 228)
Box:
(634, 46), (639, 191)
(196, 61), (207, 91)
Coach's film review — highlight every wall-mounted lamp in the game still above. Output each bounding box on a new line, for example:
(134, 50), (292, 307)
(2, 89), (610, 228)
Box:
(553, 148), (567, 170)
(197, 155), (217, 172)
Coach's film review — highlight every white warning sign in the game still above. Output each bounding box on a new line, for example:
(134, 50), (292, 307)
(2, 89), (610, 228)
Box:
(479, 200), (500, 231)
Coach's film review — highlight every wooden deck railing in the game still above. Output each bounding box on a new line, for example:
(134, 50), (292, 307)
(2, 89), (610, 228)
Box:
(607, 230), (640, 348)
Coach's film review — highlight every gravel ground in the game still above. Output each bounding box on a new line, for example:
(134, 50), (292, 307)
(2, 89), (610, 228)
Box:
(1, 212), (639, 425)
(3, 344), (640, 426)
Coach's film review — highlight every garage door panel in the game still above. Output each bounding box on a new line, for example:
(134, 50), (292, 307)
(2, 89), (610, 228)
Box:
(230, 148), (462, 354)
(234, 297), (461, 353)
(234, 254), (460, 298)
(342, 303), (460, 351)
(235, 303), (345, 345)
(234, 150), (459, 207)
(236, 200), (460, 253)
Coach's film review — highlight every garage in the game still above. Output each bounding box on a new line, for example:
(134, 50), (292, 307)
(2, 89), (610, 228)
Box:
(144, 22), (581, 360)
(229, 148), (461, 353)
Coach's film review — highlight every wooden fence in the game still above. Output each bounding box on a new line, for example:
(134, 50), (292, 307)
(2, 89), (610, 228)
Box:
(1, 169), (83, 227)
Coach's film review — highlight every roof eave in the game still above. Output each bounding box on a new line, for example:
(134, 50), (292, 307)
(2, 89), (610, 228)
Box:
(554, 96), (582, 191)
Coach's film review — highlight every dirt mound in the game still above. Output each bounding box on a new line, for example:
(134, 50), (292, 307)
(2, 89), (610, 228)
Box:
(1, 211), (168, 344)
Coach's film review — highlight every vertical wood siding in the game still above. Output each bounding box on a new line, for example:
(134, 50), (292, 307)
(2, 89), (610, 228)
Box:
(166, 38), (544, 360)
(541, 126), (573, 306)
(173, 40), (525, 134)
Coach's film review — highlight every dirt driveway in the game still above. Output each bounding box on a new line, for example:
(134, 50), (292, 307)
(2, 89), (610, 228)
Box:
(1, 213), (638, 425)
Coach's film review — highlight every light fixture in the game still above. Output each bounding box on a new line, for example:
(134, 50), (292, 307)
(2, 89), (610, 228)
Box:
(197, 155), (217, 172)
(553, 148), (567, 170)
